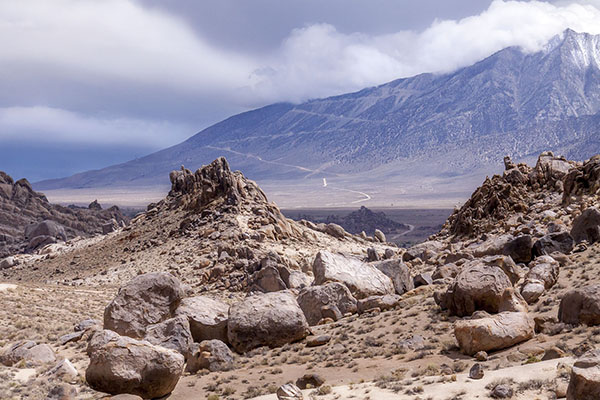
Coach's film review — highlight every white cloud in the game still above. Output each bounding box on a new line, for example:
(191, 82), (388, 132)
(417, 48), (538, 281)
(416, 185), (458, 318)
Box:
(0, 0), (599, 147)
(0, 106), (189, 147)
(248, 0), (600, 102)
(0, 0), (256, 93)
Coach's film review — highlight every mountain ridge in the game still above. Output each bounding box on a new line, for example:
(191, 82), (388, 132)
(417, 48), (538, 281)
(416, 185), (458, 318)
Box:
(36, 29), (600, 207)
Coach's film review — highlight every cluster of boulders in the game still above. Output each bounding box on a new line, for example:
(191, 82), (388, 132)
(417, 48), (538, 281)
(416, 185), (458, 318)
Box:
(83, 244), (423, 398)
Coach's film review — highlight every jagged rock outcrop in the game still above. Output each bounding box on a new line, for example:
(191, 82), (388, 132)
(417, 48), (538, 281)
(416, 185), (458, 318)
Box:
(563, 155), (600, 205)
(440, 152), (574, 238)
(0, 171), (127, 258)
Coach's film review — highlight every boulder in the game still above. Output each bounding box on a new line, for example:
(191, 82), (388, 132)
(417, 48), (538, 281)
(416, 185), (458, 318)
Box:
(571, 208), (600, 244)
(367, 247), (380, 262)
(442, 264), (525, 317)
(374, 229), (386, 243)
(281, 270), (312, 289)
(185, 339), (233, 373)
(373, 259), (414, 295)
(251, 266), (287, 292)
(297, 282), (357, 326)
(559, 285), (600, 325)
(277, 383), (303, 400)
(454, 312), (535, 355)
(476, 255), (523, 286)
(324, 223), (347, 239)
(47, 358), (78, 381)
(86, 330), (183, 398)
(357, 294), (401, 313)
(227, 291), (310, 353)
(0, 341), (55, 366)
(296, 373), (325, 389)
(306, 335), (331, 347)
(312, 251), (394, 299)
(104, 272), (184, 339)
(403, 240), (444, 262)
(469, 363), (484, 379)
(413, 273), (433, 287)
(45, 384), (77, 400)
(502, 235), (533, 264)
(24, 220), (67, 241)
(432, 263), (460, 280)
(144, 315), (193, 358)
(520, 256), (559, 304)
(567, 350), (600, 400)
(175, 295), (229, 343)
(0, 256), (16, 269)
(532, 232), (574, 257)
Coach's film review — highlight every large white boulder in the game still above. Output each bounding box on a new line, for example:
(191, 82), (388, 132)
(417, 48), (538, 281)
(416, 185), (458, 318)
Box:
(312, 251), (394, 299)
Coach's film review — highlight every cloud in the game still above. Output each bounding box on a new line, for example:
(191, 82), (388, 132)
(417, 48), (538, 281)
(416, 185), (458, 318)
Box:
(247, 0), (600, 102)
(0, 0), (599, 150)
(0, 106), (190, 148)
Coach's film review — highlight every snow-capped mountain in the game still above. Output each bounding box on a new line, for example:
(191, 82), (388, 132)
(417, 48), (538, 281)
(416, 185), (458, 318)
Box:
(37, 29), (600, 193)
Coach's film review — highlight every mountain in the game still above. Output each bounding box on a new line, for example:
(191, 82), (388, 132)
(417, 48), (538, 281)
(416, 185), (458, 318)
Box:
(36, 29), (600, 206)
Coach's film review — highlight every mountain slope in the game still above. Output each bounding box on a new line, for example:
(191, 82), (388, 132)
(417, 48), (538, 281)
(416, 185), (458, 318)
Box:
(37, 29), (600, 201)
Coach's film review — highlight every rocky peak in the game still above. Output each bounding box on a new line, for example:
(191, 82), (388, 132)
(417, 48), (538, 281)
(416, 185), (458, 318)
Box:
(167, 157), (268, 211)
(441, 151), (575, 238)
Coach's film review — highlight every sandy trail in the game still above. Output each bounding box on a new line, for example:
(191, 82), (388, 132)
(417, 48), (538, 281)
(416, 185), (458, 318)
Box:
(252, 357), (572, 400)
(0, 283), (17, 292)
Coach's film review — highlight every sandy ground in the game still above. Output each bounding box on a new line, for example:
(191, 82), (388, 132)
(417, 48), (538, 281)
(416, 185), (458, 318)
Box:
(253, 357), (572, 399)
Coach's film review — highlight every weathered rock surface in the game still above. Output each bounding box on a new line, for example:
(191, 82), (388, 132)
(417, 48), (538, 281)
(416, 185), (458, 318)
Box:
(373, 259), (414, 295)
(312, 251), (394, 299)
(502, 235), (533, 264)
(520, 255), (560, 304)
(104, 272), (184, 339)
(568, 350), (600, 400)
(442, 264), (525, 317)
(227, 291), (310, 352)
(559, 285), (600, 325)
(185, 339), (233, 373)
(175, 295), (229, 343)
(144, 315), (193, 358)
(571, 208), (600, 244)
(0, 171), (127, 258)
(86, 330), (184, 398)
(454, 312), (535, 355)
(251, 265), (287, 292)
(357, 294), (401, 313)
(0, 341), (56, 366)
(297, 282), (357, 326)
(277, 383), (303, 400)
(533, 231), (574, 257)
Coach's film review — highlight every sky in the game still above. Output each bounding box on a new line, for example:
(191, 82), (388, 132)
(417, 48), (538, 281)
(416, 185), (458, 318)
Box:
(1, 0), (600, 182)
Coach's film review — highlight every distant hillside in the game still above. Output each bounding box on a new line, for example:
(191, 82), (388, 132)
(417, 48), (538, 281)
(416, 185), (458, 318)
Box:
(37, 29), (600, 199)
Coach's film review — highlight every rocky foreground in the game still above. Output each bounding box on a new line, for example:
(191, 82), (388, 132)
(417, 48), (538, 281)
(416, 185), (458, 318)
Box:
(3, 153), (600, 399)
